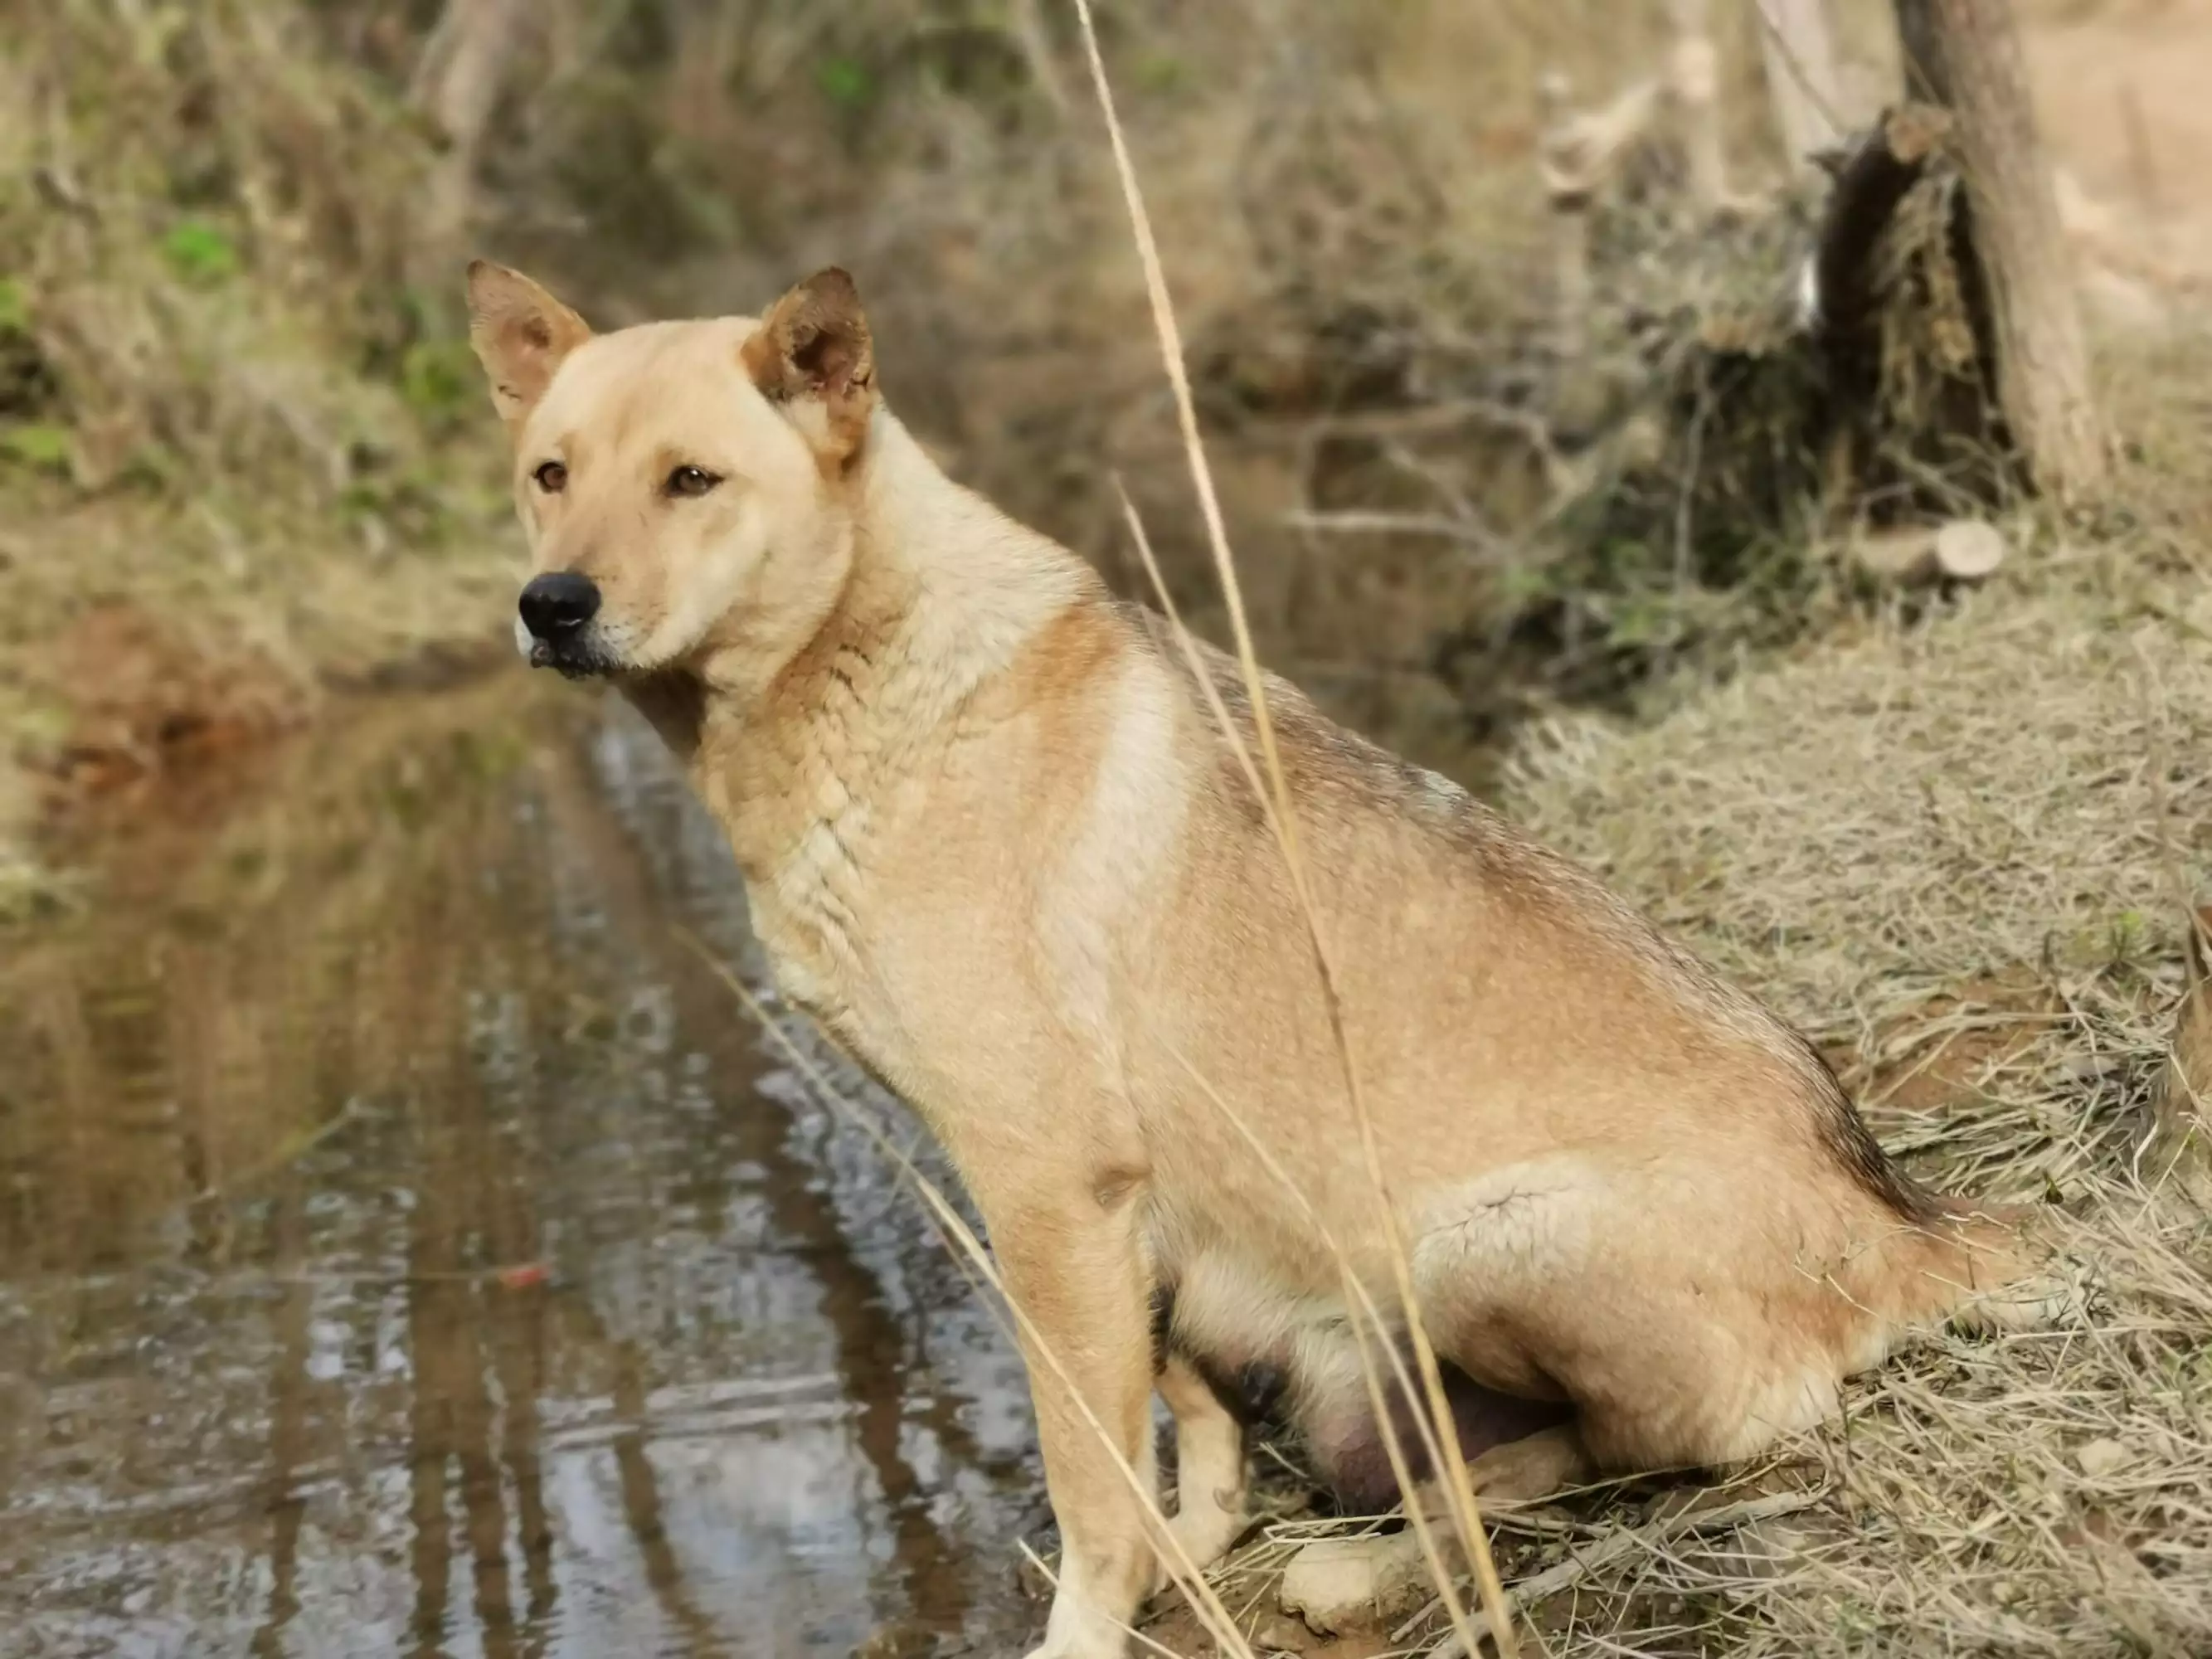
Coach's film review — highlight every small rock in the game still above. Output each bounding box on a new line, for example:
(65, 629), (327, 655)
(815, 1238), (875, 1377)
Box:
(1851, 526), (1939, 580)
(1276, 1531), (1434, 1636)
(2076, 1438), (2132, 1477)
(1849, 518), (2007, 586)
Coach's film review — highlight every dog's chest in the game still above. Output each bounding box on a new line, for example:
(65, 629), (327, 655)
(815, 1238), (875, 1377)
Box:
(747, 794), (941, 1082)
(751, 825), (869, 1014)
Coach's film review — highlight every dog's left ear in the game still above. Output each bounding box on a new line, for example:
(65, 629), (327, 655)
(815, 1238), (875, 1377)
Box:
(466, 260), (592, 434)
(741, 268), (877, 466)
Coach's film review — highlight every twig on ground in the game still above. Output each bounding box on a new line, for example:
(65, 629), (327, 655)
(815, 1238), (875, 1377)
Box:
(1409, 1489), (1828, 1657)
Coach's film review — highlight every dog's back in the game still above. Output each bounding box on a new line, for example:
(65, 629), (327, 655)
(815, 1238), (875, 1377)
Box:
(996, 608), (2008, 1474)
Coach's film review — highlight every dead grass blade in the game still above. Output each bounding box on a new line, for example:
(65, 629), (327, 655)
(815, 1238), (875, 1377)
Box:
(1070, 3), (1518, 1651)
(1412, 1489), (1826, 1659)
(1118, 484), (1476, 1550)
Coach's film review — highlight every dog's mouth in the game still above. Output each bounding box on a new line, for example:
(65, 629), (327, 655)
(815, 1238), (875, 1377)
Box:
(527, 634), (621, 681)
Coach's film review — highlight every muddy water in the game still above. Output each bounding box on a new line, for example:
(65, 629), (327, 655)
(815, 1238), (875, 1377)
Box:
(0, 678), (1048, 1659)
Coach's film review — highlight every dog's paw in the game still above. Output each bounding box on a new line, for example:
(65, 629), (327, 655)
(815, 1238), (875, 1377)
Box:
(1160, 1494), (1247, 1578)
(1021, 1584), (1138, 1659)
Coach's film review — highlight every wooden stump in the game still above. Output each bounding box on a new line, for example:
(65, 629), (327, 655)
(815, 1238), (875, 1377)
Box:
(1892, 0), (2109, 501)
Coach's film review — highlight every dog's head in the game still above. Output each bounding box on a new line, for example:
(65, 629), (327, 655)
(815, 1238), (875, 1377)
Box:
(465, 262), (878, 682)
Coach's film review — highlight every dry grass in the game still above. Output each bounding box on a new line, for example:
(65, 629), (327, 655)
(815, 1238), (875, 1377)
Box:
(1510, 580), (2212, 1031)
(1487, 562), (2212, 1655)
(1134, 548), (2212, 1656)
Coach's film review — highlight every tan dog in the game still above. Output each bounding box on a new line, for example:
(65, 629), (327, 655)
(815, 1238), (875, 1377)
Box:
(467, 262), (2045, 1657)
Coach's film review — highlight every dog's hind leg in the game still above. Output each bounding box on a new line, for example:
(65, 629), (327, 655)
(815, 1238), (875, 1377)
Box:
(1465, 1419), (1592, 1503)
(1156, 1353), (1249, 1570)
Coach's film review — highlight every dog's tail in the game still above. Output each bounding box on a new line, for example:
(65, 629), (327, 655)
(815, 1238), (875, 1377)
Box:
(1796, 1035), (2072, 1337)
(1852, 1193), (2073, 1340)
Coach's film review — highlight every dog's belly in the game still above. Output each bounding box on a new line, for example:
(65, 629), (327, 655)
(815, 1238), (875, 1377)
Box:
(1311, 1368), (1573, 1515)
(1150, 1245), (1310, 1419)
(1155, 1240), (1568, 1512)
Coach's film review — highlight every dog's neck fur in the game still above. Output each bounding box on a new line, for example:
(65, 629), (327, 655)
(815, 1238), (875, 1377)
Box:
(629, 408), (1100, 905)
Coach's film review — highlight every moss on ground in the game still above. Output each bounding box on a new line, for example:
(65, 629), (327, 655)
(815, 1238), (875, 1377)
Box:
(0, 3), (520, 915)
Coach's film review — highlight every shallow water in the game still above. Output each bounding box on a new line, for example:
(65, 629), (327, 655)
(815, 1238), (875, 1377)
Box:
(0, 678), (1048, 1659)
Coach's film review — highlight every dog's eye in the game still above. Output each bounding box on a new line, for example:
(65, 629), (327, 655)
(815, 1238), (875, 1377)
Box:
(666, 465), (722, 499)
(532, 460), (567, 493)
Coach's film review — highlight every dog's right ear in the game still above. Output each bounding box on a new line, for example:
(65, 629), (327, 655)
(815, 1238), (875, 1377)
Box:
(465, 260), (592, 433)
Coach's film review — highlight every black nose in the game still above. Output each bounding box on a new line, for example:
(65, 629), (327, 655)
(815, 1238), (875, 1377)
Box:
(518, 571), (600, 640)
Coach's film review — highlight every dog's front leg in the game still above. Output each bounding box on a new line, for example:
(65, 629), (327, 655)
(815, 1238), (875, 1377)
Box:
(984, 1171), (1160, 1659)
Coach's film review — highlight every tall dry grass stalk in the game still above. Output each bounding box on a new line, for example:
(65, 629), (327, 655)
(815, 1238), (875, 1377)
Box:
(1068, 2), (1521, 1653)
(1114, 492), (1495, 1641)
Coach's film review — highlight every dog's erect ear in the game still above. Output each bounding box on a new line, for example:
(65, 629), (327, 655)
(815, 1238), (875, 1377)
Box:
(465, 260), (592, 432)
(741, 268), (877, 465)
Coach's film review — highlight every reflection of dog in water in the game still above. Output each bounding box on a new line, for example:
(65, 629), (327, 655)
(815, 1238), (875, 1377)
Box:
(467, 260), (2054, 1659)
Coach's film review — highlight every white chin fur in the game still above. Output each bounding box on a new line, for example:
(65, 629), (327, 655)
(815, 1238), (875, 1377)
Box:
(512, 614), (534, 661)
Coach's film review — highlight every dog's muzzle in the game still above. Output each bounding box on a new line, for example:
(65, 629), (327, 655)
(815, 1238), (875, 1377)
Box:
(518, 571), (614, 679)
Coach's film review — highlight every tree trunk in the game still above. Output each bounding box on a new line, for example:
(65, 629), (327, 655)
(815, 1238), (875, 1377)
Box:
(1756, 0), (1845, 178)
(411, 0), (529, 255)
(1891, 0), (2108, 501)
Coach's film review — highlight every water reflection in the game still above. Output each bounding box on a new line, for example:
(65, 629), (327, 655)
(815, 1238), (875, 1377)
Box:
(0, 678), (1045, 1657)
